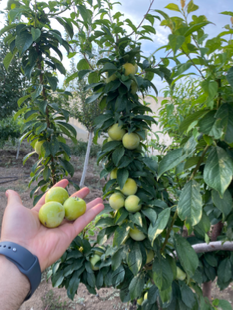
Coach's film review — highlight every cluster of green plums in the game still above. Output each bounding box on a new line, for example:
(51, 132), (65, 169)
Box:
(39, 187), (86, 228)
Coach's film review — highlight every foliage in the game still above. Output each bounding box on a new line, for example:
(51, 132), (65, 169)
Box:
(51, 1), (233, 309)
(2, 0), (78, 203)
(0, 14), (26, 120)
(0, 116), (21, 148)
(70, 140), (101, 158)
(3, 0), (233, 309)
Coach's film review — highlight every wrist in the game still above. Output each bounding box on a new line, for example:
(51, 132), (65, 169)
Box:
(0, 254), (30, 306)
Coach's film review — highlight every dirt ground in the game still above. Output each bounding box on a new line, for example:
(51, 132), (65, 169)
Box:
(0, 143), (232, 309)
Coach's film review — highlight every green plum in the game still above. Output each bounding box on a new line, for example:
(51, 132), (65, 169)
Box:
(39, 202), (65, 228)
(45, 187), (69, 204)
(63, 197), (86, 221)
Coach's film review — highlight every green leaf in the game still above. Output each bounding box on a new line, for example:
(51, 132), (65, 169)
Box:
(198, 110), (222, 139)
(174, 234), (199, 277)
(148, 208), (170, 245)
(57, 122), (76, 137)
(47, 76), (58, 91)
(179, 110), (209, 133)
(112, 265), (125, 286)
(117, 168), (129, 189)
(86, 92), (102, 104)
(113, 223), (130, 246)
(187, 0), (199, 13)
(128, 273), (145, 299)
(15, 31), (33, 56)
(31, 27), (41, 41)
(88, 72), (99, 84)
(112, 146), (125, 166)
(203, 146), (233, 197)
(177, 180), (202, 226)
(141, 208), (157, 226)
(215, 103), (233, 144)
(213, 299), (232, 310)
(31, 85), (43, 101)
(59, 158), (74, 176)
(217, 258), (232, 286)
(227, 67), (233, 88)
(180, 282), (197, 309)
(212, 189), (232, 217)
(201, 80), (218, 100)
(158, 148), (187, 178)
(165, 3), (180, 12)
(0, 23), (19, 36)
(17, 94), (31, 107)
(184, 22), (210, 36)
(67, 270), (81, 300)
(142, 25), (156, 34)
(168, 34), (185, 55)
(55, 17), (73, 38)
(77, 58), (90, 70)
(152, 256), (174, 290)
(43, 166), (51, 181)
(3, 49), (17, 70)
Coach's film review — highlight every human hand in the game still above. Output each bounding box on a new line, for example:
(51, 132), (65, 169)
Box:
(1, 179), (104, 271)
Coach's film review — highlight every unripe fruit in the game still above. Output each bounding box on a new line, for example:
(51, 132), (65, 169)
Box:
(123, 63), (137, 76)
(144, 292), (148, 300)
(125, 195), (141, 212)
(39, 202), (65, 228)
(108, 123), (126, 141)
(34, 140), (45, 155)
(110, 168), (118, 179)
(121, 178), (137, 195)
(122, 133), (140, 150)
(129, 227), (146, 241)
(137, 297), (144, 305)
(90, 254), (101, 270)
(146, 250), (154, 264)
(176, 266), (186, 281)
(63, 197), (86, 221)
(106, 73), (117, 83)
(131, 80), (138, 94)
(109, 193), (125, 210)
(45, 187), (69, 204)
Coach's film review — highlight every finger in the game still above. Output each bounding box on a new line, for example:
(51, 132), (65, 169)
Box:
(70, 187), (90, 199)
(33, 179), (69, 212)
(62, 203), (104, 241)
(86, 198), (103, 211)
(5, 190), (22, 208)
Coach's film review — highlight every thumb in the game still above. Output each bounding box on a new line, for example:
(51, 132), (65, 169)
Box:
(6, 190), (22, 207)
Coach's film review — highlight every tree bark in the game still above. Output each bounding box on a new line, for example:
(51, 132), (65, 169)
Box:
(79, 131), (93, 188)
(202, 222), (223, 300)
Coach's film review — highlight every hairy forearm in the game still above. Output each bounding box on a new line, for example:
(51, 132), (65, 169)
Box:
(0, 255), (30, 310)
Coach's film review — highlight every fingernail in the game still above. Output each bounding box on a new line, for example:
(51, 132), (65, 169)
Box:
(5, 191), (8, 198)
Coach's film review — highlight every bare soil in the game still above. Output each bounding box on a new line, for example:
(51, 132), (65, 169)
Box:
(0, 143), (232, 309)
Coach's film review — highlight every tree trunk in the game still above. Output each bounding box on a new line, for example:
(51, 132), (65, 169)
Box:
(16, 139), (20, 159)
(79, 131), (93, 188)
(202, 222), (224, 300)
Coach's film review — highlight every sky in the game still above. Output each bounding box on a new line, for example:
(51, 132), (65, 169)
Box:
(0, 0), (232, 94)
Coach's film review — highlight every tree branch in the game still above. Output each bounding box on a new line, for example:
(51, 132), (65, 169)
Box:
(192, 241), (233, 253)
(127, 0), (155, 37)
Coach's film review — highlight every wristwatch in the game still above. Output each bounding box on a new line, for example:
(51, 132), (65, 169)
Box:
(0, 241), (41, 301)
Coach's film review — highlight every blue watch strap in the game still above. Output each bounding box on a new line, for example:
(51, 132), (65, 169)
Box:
(0, 241), (41, 301)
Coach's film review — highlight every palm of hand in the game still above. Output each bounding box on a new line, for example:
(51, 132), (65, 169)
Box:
(1, 179), (104, 271)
